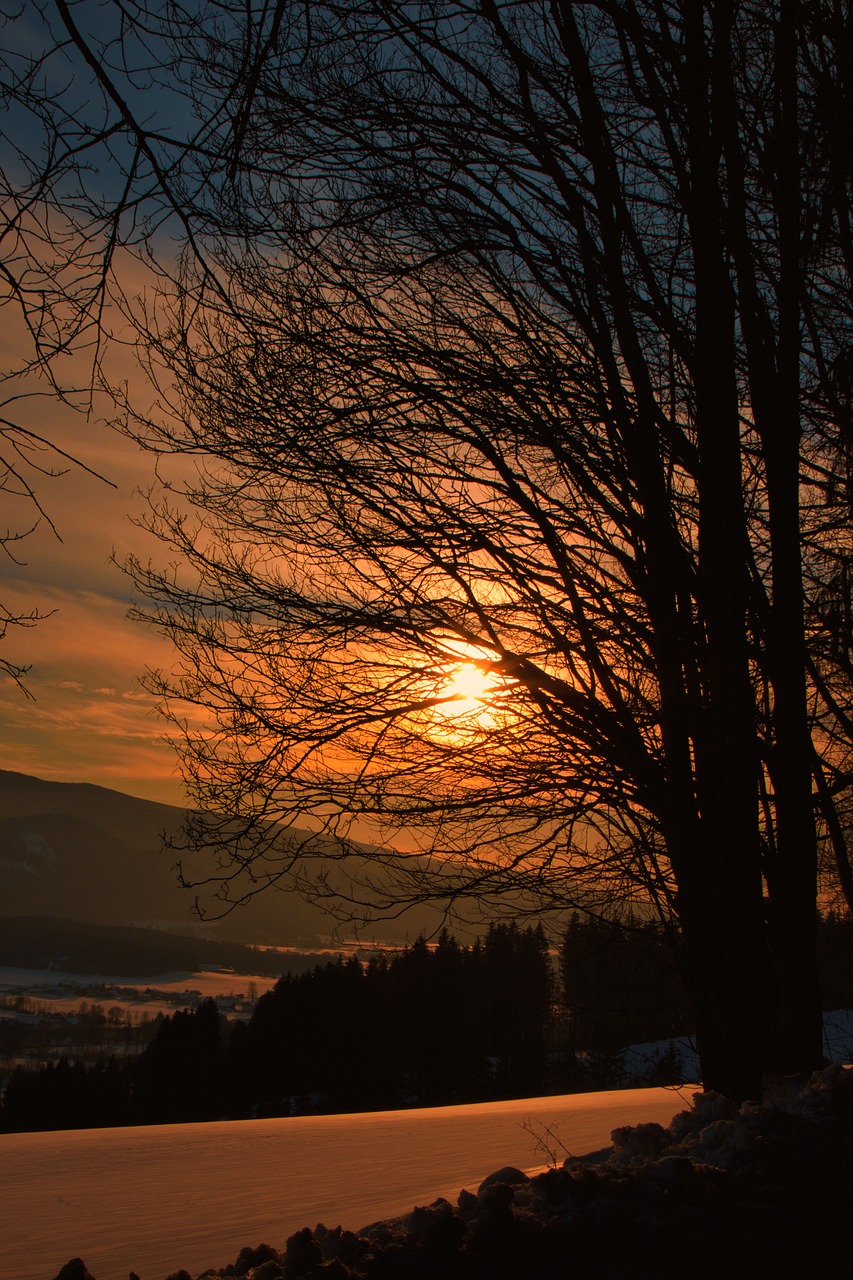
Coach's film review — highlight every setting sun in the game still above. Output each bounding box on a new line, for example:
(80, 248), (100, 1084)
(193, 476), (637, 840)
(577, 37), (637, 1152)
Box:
(445, 661), (490, 701)
(438, 659), (496, 719)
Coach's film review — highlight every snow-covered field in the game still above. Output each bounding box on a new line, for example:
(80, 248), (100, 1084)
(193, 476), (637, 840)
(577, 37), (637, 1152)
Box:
(0, 965), (280, 1020)
(0, 965), (279, 998)
(1, 1087), (688, 1280)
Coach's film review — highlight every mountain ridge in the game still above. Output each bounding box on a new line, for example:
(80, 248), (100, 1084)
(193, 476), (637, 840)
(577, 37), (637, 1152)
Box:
(0, 771), (457, 946)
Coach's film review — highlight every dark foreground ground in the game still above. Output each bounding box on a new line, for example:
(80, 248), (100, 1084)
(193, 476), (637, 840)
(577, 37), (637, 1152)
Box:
(54, 1065), (851, 1280)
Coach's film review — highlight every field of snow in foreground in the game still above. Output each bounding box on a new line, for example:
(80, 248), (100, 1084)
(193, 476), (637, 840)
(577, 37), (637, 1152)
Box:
(1, 1086), (689, 1280)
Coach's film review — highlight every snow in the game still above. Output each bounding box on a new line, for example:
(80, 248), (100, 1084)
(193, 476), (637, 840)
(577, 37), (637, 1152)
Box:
(0, 1086), (687, 1280)
(0, 965), (279, 999)
(617, 1036), (702, 1083)
(613, 1011), (853, 1086)
(0, 966), (279, 1019)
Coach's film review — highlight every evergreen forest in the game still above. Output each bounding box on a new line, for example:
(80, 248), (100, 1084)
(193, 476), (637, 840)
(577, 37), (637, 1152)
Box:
(3, 914), (852, 1133)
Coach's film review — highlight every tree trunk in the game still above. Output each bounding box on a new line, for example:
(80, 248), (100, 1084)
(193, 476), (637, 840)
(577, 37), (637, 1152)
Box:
(762, 0), (823, 1077)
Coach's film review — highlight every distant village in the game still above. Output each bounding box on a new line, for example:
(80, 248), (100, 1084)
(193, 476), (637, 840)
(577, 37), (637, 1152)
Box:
(0, 966), (263, 1069)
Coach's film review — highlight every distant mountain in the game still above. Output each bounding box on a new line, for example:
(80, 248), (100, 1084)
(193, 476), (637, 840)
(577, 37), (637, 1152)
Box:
(0, 771), (447, 947)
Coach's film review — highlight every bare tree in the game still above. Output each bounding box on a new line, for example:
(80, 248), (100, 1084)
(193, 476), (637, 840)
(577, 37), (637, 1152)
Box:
(3, 0), (851, 1102)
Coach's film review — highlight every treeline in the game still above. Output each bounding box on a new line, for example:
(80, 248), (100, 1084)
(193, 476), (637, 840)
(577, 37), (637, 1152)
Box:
(562, 908), (853, 1052)
(561, 914), (693, 1053)
(237, 924), (555, 1114)
(0, 916), (315, 979)
(1, 923), (559, 1130)
(4, 912), (853, 1132)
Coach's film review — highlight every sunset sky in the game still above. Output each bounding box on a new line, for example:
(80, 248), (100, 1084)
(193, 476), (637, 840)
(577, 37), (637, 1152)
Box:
(0, 5), (208, 807)
(0, 389), (190, 806)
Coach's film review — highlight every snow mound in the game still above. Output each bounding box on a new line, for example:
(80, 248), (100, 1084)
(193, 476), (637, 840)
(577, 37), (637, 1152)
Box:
(56, 1065), (853, 1280)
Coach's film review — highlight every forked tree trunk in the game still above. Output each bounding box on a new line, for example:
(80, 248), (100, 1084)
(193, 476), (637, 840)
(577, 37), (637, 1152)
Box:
(683, 899), (774, 1102)
(762, 0), (824, 1080)
(665, 1), (821, 1099)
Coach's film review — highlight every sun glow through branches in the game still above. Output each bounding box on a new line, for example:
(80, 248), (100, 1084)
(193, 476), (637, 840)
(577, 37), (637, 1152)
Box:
(433, 653), (500, 726)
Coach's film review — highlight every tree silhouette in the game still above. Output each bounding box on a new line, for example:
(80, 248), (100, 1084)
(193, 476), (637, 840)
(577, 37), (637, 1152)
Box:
(134, 999), (226, 1123)
(3, 2), (851, 1101)
(560, 914), (692, 1055)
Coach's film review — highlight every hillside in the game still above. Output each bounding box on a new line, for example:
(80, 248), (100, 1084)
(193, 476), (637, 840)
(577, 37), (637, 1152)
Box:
(0, 1087), (687, 1280)
(7, 1072), (853, 1280)
(0, 771), (449, 947)
(0, 915), (317, 978)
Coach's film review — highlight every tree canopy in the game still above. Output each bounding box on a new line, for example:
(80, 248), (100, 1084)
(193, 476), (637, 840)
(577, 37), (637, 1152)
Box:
(3, 0), (852, 1101)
